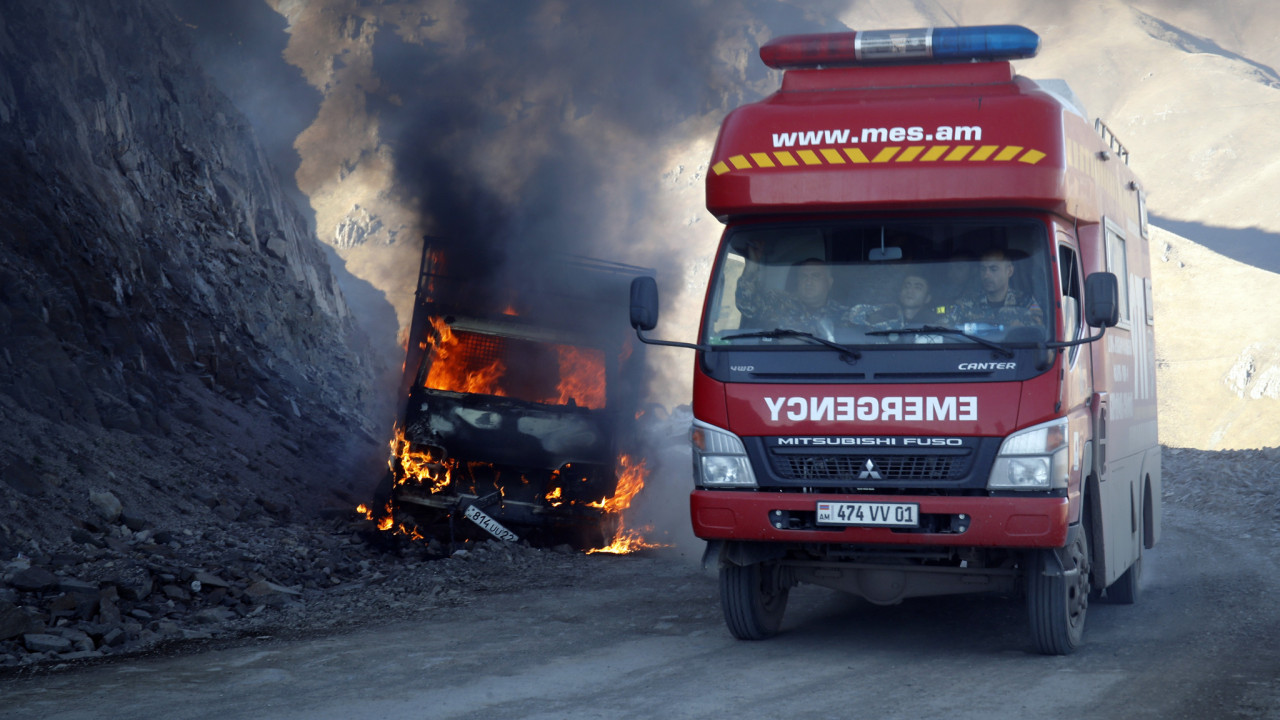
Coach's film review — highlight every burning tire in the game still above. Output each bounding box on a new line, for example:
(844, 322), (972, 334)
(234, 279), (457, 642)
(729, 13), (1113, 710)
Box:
(720, 560), (790, 640)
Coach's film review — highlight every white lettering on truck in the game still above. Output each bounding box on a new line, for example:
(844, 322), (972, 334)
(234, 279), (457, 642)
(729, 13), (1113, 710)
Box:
(772, 126), (982, 148)
(763, 396), (977, 423)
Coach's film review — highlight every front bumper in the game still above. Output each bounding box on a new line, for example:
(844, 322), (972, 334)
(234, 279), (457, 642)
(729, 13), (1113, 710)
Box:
(690, 489), (1068, 548)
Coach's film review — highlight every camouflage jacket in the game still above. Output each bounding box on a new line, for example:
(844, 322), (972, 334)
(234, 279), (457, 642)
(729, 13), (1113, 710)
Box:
(947, 289), (1044, 328)
(735, 273), (849, 337)
(846, 303), (948, 330)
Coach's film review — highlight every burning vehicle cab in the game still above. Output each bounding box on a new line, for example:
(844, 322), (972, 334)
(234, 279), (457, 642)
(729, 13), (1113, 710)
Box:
(379, 243), (650, 547)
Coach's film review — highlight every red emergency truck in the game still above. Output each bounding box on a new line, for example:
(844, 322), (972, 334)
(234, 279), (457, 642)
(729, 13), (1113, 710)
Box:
(630, 25), (1159, 654)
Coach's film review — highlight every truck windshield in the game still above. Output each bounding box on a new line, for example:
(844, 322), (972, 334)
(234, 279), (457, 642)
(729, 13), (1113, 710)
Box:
(418, 320), (608, 410)
(703, 218), (1054, 348)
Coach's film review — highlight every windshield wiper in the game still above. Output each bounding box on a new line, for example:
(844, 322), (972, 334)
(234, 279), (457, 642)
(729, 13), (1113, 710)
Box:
(720, 328), (861, 360)
(865, 325), (1014, 358)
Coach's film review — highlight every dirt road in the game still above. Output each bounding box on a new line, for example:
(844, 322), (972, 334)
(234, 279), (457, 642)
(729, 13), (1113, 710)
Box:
(3, 500), (1278, 720)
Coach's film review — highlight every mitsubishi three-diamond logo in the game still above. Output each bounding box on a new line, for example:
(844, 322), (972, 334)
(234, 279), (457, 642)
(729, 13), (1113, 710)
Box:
(858, 458), (882, 480)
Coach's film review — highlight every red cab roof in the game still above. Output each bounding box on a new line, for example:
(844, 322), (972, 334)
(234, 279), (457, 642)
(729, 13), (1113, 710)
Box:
(705, 61), (1075, 220)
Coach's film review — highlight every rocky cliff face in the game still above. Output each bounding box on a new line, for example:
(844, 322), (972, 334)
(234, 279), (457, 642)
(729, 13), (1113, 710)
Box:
(0, 1), (386, 556)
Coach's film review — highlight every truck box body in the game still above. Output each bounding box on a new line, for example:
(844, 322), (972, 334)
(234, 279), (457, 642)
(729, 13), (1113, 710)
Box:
(666, 26), (1159, 653)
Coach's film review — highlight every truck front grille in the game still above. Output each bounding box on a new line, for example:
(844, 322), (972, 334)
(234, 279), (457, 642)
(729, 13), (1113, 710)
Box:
(769, 452), (966, 482)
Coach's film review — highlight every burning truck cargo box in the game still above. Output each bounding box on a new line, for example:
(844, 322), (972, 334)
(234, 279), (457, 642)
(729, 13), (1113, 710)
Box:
(367, 239), (654, 549)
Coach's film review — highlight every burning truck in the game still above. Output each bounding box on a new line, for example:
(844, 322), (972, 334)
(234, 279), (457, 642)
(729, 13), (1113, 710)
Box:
(369, 240), (653, 549)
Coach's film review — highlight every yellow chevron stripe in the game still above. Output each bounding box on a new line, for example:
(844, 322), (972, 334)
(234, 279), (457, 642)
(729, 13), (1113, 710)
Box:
(969, 145), (999, 161)
(994, 145), (1023, 161)
(843, 148), (870, 163)
(896, 146), (926, 162)
(871, 147), (899, 163)
(712, 145), (1048, 173)
(920, 146), (949, 161)
(819, 148), (845, 164)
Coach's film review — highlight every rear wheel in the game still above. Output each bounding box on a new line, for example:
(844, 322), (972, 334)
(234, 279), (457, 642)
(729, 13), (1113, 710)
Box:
(1027, 526), (1091, 655)
(720, 561), (790, 640)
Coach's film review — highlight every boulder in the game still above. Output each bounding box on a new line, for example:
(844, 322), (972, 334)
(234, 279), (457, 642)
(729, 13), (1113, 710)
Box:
(9, 566), (59, 593)
(22, 633), (72, 653)
(89, 490), (123, 524)
(0, 604), (44, 641)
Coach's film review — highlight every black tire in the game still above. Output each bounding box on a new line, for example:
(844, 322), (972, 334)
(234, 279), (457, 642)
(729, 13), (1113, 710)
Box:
(1027, 526), (1091, 655)
(720, 561), (790, 640)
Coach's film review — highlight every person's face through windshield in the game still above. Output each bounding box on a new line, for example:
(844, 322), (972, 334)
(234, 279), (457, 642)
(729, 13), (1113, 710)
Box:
(899, 274), (930, 311)
(793, 262), (833, 309)
(979, 254), (1014, 302)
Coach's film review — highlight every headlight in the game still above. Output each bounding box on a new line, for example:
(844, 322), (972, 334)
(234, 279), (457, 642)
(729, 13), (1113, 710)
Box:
(690, 420), (757, 488)
(987, 417), (1069, 491)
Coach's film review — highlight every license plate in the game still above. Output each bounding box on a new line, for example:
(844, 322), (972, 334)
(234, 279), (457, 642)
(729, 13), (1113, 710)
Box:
(463, 504), (519, 542)
(816, 501), (919, 527)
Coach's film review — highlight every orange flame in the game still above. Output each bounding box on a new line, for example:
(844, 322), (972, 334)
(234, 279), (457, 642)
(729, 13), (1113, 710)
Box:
(424, 317), (508, 396)
(590, 525), (661, 555)
(555, 346), (606, 409)
(390, 426), (453, 493)
(422, 315), (605, 409)
(588, 454), (667, 554)
(545, 486), (565, 507)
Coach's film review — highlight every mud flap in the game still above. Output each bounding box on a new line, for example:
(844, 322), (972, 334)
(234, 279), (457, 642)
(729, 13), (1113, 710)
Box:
(1040, 523), (1084, 578)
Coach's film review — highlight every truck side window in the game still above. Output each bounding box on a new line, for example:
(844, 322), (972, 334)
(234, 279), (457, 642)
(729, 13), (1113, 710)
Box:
(1104, 224), (1130, 325)
(1058, 244), (1082, 343)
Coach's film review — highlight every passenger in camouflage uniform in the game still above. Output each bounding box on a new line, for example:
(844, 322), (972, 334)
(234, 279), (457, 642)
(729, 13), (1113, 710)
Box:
(735, 242), (848, 339)
(948, 249), (1044, 328)
(846, 271), (946, 330)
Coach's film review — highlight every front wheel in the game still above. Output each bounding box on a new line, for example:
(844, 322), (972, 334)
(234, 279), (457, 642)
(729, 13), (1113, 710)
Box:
(720, 561), (790, 640)
(1027, 526), (1091, 655)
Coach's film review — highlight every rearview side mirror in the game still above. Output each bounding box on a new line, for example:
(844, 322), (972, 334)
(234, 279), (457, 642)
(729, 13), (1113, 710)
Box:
(1084, 272), (1119, 328)
(630, 276), (659, 331)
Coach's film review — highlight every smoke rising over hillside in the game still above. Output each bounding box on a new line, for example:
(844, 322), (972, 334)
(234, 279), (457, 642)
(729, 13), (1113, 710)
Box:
(370, 1), (826, 312)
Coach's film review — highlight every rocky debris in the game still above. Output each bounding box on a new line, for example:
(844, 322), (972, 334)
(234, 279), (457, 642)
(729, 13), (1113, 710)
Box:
(1162, 445), (1280, 536)
(333, 204), (385, 249)
(0, 503), (607, 672)
(0, 0), (391, 574)
(1224, 343), (1280, 400)
(0, 442), (1271, 672)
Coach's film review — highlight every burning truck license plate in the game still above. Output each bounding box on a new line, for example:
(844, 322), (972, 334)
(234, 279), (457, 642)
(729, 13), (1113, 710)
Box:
(816, 501), (919, 527)
(463, 504), (519, 542)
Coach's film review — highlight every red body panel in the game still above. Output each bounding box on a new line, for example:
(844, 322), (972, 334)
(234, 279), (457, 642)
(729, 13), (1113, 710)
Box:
(707, 65), (1069, 219)
(691, 489), (1069, 548)
(723, 381), (1028, 438)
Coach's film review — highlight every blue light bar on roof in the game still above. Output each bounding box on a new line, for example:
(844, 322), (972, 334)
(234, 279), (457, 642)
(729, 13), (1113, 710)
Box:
(759, 25), (1040, 69)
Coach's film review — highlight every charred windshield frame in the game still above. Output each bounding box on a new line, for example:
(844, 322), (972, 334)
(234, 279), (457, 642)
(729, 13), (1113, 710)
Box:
(698, 216), (1059, 380)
